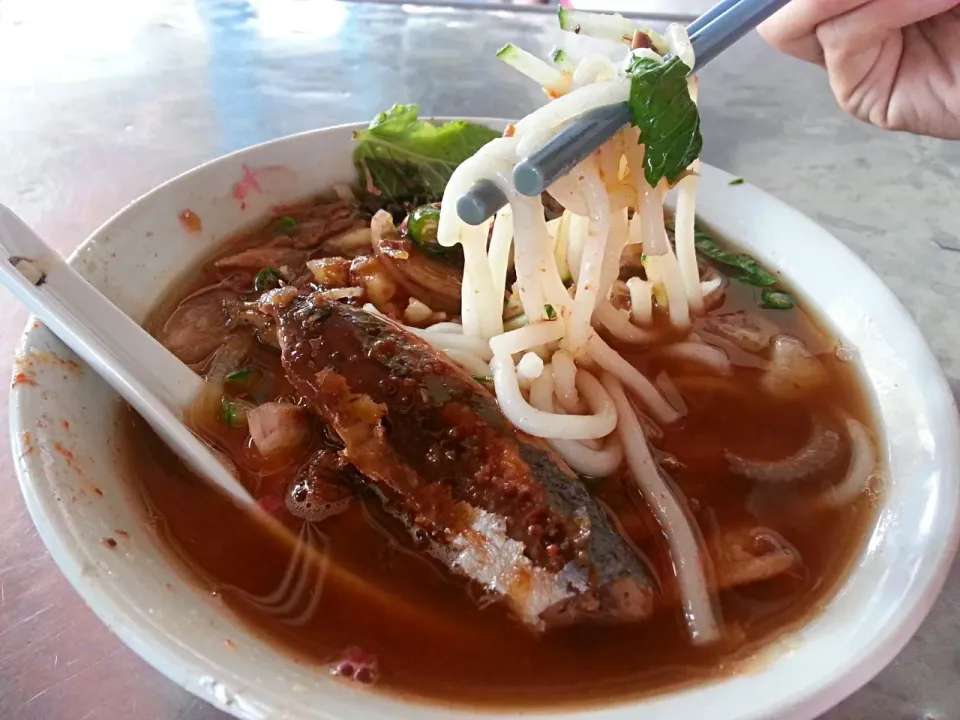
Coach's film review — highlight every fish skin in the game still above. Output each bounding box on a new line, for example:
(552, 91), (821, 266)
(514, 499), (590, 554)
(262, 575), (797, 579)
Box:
(262, 291), (655, 629)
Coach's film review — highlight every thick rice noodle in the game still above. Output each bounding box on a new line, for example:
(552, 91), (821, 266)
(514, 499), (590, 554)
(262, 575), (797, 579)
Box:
(418, 25), (732, 646)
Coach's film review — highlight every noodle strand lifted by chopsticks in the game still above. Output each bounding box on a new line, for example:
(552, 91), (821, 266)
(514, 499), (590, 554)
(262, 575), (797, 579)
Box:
(411, 22), (725, 646)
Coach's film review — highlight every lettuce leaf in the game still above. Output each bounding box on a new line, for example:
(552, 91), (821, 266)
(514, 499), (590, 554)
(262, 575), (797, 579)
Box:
(626, 55), (702, 187)
(353, 104), (499, 205)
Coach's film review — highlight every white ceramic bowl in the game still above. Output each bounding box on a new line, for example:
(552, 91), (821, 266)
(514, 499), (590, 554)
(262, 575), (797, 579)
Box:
(11, 121), (960, 720)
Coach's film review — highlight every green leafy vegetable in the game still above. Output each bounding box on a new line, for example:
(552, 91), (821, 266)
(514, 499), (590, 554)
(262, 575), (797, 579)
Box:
(544, 303), (557, 320)
(626, 55), (702, 187)
(692, 230), (778, 287)
(761, 289), (795, 310)
(667, 218), (796, 311)
(353, 104), (499, 205)
(254, 267), (283, 293)
(728, 178), (745, 186)
(275, 216), (298, 233)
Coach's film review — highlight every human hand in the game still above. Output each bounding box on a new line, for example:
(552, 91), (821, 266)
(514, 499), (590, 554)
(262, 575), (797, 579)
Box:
(759, 0), (960, 139)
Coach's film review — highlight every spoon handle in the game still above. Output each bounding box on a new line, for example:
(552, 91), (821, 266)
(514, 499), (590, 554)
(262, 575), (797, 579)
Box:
(0, 204), (256, 509)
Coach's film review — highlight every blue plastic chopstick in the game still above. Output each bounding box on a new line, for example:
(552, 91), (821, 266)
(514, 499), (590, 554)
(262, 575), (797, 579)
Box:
(685, 0), (740, 35)
(456, 0), (791, 225)
(690, 0), (790, 68)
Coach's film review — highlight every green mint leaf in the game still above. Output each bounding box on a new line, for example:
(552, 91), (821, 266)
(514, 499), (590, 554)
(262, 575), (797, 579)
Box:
(626, 56), (702, 187)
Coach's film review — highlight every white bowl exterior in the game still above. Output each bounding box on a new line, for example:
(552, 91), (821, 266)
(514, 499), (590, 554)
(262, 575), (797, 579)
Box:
(10, 122), (960, 720)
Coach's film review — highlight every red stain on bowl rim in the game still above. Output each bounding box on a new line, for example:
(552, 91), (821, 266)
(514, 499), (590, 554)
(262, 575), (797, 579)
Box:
(22, 350), (82, 374)
(53, 442), (74, 462)
(179, 209), (203, 234)
(19, 431), (37, 459)
(232, 165), (263, 210)
(12, 371), (37, 388)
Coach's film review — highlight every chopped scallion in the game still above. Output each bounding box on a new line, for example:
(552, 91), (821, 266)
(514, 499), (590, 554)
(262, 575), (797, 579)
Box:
(407, 205), (444, 253)
(496, 43), (567, 88)
(221, 396), (250, 428)
(254, 267), (283, 293)
(728, 178), (745, 186)
(224, 368), (261, 391)
(544, 303), (557, 320)
(276, 216), (298, 233)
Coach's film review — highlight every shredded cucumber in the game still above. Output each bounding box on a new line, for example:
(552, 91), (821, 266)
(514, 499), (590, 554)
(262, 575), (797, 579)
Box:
(496, 43), (568, 89)
(549, 47), (575, 71)
(557, 9), (668, 55)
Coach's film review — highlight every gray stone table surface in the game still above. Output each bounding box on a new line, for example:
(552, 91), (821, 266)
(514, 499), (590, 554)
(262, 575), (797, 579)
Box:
(1, 1), (958, 718)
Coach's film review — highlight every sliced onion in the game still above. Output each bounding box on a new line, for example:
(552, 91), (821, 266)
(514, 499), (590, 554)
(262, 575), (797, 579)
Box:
(323, 226), (372, 254)
(657, 342), (732, 375)
(700, 274), (726, 310)
(516, 352), (545, 387)
(403, 297), (434, 326)
(761, 335), (828, 401)
(726, 418), (840, 483)
(319, 287), (364, 301)
(820, 417), (878, 508)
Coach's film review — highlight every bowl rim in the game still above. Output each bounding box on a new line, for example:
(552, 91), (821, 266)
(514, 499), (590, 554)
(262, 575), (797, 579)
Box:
(10, 119), (960, 720)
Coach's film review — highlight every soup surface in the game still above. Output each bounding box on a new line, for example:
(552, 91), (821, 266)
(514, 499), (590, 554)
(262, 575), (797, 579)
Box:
(122, 190), (880, 708)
